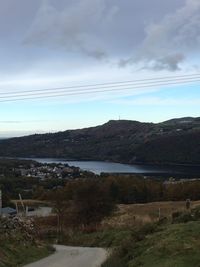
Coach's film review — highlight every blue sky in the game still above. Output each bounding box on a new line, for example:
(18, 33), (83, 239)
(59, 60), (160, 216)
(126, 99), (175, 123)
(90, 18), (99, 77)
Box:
(0, 0), (200, 137)
(1, 83), (199, 137)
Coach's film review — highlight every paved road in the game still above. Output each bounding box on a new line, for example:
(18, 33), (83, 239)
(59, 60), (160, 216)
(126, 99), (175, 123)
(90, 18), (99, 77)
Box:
(24, 245), (107, 267)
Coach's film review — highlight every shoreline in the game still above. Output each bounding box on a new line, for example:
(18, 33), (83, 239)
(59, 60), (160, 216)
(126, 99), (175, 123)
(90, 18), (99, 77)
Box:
(1, 156), (200, 168)
(1, 157), (200, 177)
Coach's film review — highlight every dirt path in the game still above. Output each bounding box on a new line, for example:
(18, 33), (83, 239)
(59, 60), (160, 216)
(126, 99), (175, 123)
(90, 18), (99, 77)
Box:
(24, 245), (107, 267)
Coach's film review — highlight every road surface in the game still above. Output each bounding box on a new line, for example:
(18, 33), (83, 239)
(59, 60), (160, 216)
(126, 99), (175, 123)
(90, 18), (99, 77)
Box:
(24, 245), (107, 267)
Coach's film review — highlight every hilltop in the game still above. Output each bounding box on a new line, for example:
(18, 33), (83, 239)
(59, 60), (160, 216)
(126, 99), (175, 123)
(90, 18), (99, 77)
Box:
(0, 117), (199, 165)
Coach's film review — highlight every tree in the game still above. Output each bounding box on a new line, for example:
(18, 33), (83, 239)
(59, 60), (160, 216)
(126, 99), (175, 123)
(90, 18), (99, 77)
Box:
(69, 179), (115, 228)
(45, 189), (69, 237)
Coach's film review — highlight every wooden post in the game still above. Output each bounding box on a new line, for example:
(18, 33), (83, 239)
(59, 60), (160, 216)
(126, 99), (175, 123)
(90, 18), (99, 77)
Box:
(19, 194), (26, 216)
(158, 208), (161, 221)
(15, 201), (19, 215)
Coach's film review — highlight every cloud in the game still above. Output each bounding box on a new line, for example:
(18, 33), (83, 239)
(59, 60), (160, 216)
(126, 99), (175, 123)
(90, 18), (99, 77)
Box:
(0, 120), (49, 124)
(24, 0), (119, 61)
(18, 0), (200, 71)
(148, 54), (185, 71)
(120, 0), (200, 71)
(0, 121), (22, 124)
(9, 0), (200, 71)
(0, 130), (46, 138)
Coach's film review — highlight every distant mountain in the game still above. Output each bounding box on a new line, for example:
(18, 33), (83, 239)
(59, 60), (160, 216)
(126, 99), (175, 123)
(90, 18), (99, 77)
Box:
(161, 117), (199, 125)
(0, 117), (199, 165)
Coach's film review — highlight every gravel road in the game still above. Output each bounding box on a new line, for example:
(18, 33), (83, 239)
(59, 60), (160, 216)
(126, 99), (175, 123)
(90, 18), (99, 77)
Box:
(24, 245), (107, 267)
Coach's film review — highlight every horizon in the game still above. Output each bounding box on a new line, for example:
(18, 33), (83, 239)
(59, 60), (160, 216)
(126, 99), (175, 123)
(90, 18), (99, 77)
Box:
(0, 115), (198, 138)
(0, 0), (199, 137)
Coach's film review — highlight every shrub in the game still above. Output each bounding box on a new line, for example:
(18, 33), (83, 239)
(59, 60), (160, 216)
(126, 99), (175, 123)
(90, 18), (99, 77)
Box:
(172, 211), (194, 223)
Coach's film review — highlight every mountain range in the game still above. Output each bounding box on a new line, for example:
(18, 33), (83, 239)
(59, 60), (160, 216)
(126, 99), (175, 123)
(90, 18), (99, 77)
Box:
(0, 117), (199, 165)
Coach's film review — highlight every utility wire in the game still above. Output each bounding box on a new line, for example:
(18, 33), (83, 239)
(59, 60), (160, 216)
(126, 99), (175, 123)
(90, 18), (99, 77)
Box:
(0, 73), (200, 96)
(0, 77), (200, 99)
(0, 77), (199, 103)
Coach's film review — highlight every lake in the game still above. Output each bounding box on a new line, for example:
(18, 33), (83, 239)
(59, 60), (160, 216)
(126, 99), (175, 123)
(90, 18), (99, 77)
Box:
(32, 158), (166, 174)
(22, 158), (200, 176)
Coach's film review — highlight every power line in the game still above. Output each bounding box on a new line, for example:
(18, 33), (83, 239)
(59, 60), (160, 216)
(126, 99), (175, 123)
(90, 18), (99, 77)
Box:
(1, 78), (199, 102)
(0, 77), (199, 103)
(0, 76), (199, 99)
(0, 77), (200, 99)
(1, 73), (200, 96)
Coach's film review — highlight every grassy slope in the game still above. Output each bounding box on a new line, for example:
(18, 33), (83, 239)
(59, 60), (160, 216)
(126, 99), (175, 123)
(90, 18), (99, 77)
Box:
(130, 222), (200, 267)
(0, 231), (53, 267)
(62, 201), (200, 267)
(102, 221), (200, 267)
(57, 202), (200, 267)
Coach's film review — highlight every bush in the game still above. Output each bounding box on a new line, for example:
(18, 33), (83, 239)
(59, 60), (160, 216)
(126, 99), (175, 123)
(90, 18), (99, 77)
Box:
(193, 206), (200, 219)
(172, 211), (194, 223)
(101, 250), (126, 267)
(102, 222), (160, 267)
(131, 223), (159, 242)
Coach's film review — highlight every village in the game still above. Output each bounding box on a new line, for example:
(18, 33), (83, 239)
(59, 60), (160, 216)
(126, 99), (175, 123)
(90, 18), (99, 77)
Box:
(14, 162), (82, 180)
(0, 159), (96, 218)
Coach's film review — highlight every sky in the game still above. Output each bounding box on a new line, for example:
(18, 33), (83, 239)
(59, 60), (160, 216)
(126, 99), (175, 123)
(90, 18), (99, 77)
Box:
(0, 0), (200, 137)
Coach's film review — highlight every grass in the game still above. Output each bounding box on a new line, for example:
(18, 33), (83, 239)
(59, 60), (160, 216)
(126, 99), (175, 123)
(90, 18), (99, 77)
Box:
(131, 221), (200, 267)
(102, 200), (200, 227)
(36, 200), (200, 238)
(0, 231), (54, 267)
(32, 200), (200, 267)
(62, 228), (134, 247)
(102, 221), (200, 267)
(0, 245), (53, 267)
(61, 201), (200, 267)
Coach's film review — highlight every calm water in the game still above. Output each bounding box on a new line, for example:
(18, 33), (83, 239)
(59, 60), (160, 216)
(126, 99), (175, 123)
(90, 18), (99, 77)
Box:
(32, 159), (167, 174)
(20, 158), (200, 176)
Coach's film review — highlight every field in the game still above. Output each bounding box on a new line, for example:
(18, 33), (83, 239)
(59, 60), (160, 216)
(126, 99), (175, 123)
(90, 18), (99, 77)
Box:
(35, 200), (200, 240)
(103, 200), (200, 227)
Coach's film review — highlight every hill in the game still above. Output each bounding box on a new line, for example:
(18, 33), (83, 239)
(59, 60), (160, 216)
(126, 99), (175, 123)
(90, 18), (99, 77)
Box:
(0, 117), (200, 165)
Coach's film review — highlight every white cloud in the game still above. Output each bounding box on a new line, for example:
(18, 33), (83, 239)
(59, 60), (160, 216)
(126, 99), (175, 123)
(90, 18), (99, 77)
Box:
(24, 0), (119, 60)
(121, 0), (200, 70)
(2, 0), (198, 79)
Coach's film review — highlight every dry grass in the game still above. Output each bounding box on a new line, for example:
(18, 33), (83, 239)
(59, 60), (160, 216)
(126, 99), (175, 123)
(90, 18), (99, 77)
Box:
(12, 199), (49, 205)
(102, 200), (200, 227)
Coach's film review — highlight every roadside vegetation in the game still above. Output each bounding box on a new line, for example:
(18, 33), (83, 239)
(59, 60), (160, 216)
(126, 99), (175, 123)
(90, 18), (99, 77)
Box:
(102, 216), (200, 267)
(0, 238), (52, 267)
(0, 217), (54, 267)
(56, 204), (200, 267)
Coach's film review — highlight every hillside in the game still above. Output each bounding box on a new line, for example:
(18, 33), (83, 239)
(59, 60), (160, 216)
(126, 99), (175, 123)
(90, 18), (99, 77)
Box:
(0, 117), (200, 165)
(59, 202), (200, 267)
(102, 221), (200, 267)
